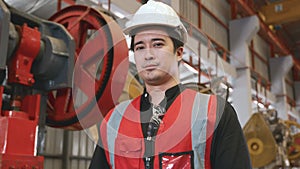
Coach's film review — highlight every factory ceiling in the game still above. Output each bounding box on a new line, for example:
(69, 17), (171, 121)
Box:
(253, 0), (300, 59)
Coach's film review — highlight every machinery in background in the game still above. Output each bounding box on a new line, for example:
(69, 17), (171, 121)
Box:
(0, 0), (128, 168)
(244, 109), (300, 168)
(285, 120), (300, 164)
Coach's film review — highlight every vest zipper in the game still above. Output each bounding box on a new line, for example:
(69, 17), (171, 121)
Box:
(144, 105), (165, 169)
(145, 157), (151, 169)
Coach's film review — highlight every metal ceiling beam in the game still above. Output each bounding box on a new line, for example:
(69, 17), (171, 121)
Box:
(260, 0), (300, 25)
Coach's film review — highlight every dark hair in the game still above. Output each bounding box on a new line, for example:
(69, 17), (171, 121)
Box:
(129, 27), (184, 53)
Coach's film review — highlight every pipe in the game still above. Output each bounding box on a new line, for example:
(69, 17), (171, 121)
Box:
(234, 0), (290, 54)
(232, 0), (300, 71)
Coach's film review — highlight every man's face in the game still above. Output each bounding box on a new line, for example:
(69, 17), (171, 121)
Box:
(133, 28), (182, 86)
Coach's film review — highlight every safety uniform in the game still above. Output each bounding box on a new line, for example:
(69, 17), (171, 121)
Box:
(95, 86), (251, 169)
(90, 2), (251, 169)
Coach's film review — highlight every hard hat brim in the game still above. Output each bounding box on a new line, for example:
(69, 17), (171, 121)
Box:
(123, 23), (187, 43)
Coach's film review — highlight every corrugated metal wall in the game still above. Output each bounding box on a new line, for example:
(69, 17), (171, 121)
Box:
(201, 10), (228, 50)
(43, 127), (64, 169)
(70, 130), (95, 169)
(201, 0), (230, 24)
(253, 34), (270, 81)
(179, 0), (229, 50)
(201, 0), (230, 50)
(179, 0), (199, 26)
(42, 127), (95, 169)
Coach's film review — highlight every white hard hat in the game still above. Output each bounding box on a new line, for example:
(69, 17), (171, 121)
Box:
(124, 0), (188, 43)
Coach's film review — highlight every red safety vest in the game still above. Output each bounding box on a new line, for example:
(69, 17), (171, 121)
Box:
(100, 89), (218, 169)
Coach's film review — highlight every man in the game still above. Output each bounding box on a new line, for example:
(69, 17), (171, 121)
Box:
(89, 0), (252, 168)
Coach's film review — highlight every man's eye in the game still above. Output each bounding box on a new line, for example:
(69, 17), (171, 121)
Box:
(135, 46), (144, 51)
(153, 43), (164, 47)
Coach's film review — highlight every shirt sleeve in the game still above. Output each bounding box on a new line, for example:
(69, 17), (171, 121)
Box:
(89, 135), (110, 169)
(210, 100), (252, 169)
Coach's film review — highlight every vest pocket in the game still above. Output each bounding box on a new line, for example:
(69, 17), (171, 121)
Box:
(159, 151), (194, 169)
(115, 137), (143, 168)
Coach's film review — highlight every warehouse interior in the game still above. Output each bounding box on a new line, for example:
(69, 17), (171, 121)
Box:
(0, 0), (300, 168)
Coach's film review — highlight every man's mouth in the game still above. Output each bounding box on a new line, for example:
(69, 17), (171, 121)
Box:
(145, 65), (157, 69)
(143, 63), (159, 70)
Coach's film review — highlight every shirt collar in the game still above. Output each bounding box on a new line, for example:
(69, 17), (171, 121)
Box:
(141, 83), (185, 110)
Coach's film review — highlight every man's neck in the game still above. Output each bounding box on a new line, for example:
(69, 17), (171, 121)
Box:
(145, 82), (179, 106)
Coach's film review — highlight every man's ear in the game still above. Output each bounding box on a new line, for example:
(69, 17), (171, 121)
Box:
(176, 47), (184, 62)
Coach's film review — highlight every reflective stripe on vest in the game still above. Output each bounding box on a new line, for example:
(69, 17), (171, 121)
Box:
(103, 89), (219, 169)
(191, 93), (217, 169)
(106, 100), (132, 169)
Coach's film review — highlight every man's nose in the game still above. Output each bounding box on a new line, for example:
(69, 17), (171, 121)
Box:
(145, 48), (155, 60)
